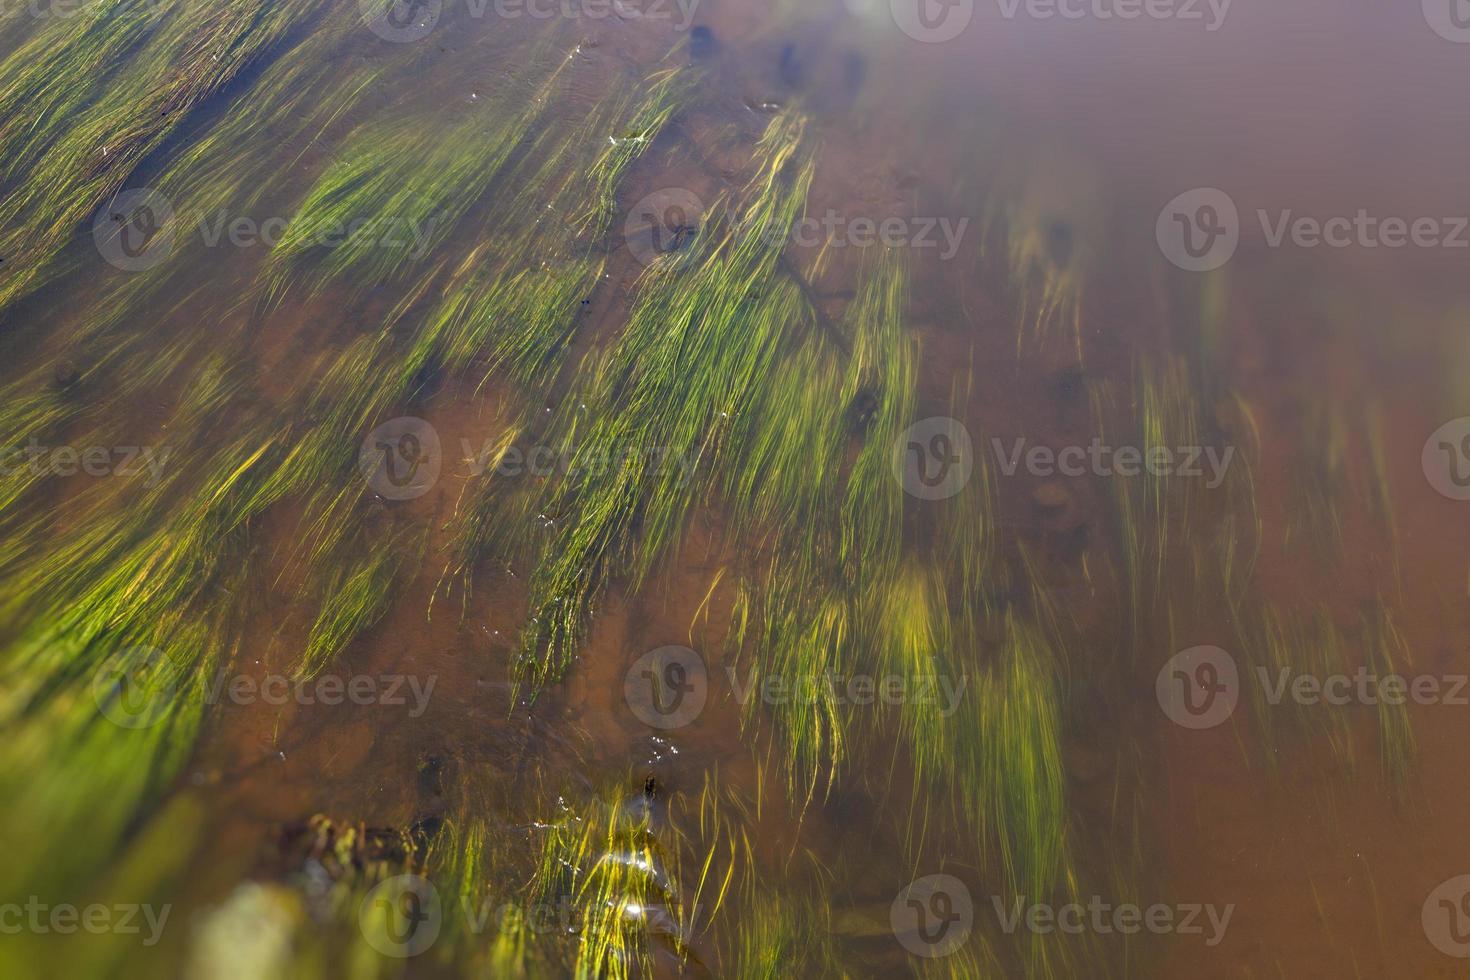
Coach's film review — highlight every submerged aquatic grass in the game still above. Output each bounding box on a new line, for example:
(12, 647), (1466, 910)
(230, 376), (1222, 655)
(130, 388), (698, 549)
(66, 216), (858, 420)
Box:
(0, 5), (1431, 979)
(0, 15), (700, 914)
(0, 0), (337, 316)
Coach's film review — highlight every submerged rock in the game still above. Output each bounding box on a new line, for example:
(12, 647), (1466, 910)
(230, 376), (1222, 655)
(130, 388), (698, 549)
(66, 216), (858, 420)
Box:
(689, 25), (717, 60)
(842, 49), (866, 94)
(1031, 481), (1071, 510)
(778, 42), (804, 89)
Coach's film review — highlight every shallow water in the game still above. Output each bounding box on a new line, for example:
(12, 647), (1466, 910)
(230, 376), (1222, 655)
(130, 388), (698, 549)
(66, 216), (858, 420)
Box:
(2, 1), (1469, 977)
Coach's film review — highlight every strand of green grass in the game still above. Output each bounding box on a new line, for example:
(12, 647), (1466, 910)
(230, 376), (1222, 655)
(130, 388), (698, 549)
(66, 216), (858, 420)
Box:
(0, 0), (335, 315)
(504, 112), (817, 693)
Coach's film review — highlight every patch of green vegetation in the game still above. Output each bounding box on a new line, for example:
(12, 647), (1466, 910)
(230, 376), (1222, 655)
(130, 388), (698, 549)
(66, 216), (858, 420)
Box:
(0, 7), (1425, 979)
(0, 0), (336, 316)
(495, 112), (817, 693)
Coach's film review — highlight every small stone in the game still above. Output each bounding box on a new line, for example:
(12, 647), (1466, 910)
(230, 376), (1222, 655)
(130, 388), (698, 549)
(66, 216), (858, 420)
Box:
(1054, 366), (1085, 400)
(1032, 481), (1071, 510)
(688, 25), (715, 59)
(778, 42), (804, 88)
(1066, 740), (1108, 784)
(1046, 219), (1074, 267)
(843, 50), (866, 93)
